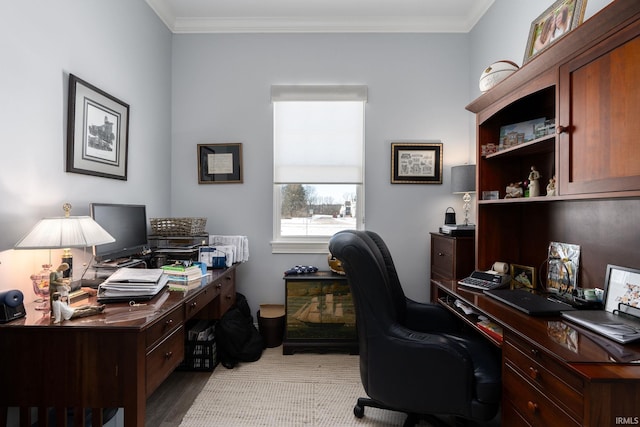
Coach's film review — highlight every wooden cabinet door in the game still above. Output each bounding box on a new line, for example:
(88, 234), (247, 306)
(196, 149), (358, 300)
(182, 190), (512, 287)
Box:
(558, 23), (640, 196)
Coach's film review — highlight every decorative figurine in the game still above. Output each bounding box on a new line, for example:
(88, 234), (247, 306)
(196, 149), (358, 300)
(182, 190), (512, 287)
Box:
(51, 293), (105, 323)
(505, 182), (523, 198)
(546, 175), (556, 196)
(49, 263), (71, 318)
(49, 262), (105, 323)
(528, 166), (541, 197)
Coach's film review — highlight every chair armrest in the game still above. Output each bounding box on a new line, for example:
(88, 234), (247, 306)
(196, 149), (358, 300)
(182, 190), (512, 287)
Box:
(365, 324), (479, 415)
(404, 298), (461, 333)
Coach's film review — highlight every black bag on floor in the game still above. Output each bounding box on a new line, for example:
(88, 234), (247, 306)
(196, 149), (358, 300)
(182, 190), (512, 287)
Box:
(216, 292), (264, 368)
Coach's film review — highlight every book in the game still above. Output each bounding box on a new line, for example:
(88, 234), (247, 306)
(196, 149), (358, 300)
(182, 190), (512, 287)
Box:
(547, 242), (581, 293)
(167, 277), (204, 292)
(162, 265), (203, 282)
(476, 319), (503, 342)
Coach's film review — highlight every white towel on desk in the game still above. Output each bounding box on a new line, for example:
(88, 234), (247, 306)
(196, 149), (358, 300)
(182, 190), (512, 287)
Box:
(209, 235), (249, 263)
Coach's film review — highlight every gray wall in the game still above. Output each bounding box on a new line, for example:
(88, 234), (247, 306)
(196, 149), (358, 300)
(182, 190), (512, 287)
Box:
(0, 0), (172, 295)
(171, 33), (473, 311)
(0, 0), (615, 315)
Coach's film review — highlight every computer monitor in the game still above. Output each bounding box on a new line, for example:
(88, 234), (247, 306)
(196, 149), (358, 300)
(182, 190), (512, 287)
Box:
(90, 203), (148, 262)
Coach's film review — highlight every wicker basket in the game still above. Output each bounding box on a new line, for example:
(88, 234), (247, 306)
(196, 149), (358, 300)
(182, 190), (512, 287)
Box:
(150, 217), (207, 236)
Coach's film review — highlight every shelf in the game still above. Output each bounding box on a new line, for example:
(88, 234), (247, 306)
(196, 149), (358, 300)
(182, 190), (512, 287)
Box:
(479, 190), (640, 205)
(484, 134), (555, 159)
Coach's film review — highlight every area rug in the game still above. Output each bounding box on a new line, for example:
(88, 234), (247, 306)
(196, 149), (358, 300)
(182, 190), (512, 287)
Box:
(178, 346), (433, 426)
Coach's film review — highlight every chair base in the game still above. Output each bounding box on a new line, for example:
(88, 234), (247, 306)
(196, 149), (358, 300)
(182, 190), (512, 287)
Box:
(353, 397), (454, 427)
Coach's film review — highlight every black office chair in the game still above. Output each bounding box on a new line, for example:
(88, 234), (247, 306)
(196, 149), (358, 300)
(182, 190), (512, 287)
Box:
(329, 230), (501, 426)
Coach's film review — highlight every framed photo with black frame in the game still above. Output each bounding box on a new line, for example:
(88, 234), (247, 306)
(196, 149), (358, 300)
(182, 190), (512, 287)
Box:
(66, 74), (129, 180)
(603, 264), (640, 315)
(198, 143), (243, 184)
(391, 142), (443, 184)
(523, 0), (587, 64)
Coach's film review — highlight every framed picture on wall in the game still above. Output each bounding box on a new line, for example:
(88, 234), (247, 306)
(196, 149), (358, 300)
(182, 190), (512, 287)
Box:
(391, 142), (443, 184)
(523, 0), (587, 64)
(198, 143), (243, 184)
(66, 74), (129, 180)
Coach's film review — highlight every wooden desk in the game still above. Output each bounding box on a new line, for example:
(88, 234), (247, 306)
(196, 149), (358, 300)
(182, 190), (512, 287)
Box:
(0, 265), (237, 427)
(432, 279), (640, 426)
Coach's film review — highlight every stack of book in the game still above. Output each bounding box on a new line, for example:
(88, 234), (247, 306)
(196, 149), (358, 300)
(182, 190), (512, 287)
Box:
(476, 319), (503, 342)
(162, 264), (204, 291)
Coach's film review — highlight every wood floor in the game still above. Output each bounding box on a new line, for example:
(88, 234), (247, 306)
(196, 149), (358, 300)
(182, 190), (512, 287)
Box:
(145, 369), (213, 427)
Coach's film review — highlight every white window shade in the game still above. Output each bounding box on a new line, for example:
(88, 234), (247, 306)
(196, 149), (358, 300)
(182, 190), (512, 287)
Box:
(274, 101), (363, 183)
(273, 86), (366, 184)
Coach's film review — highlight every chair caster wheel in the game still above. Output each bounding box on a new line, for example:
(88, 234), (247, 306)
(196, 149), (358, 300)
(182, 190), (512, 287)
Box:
(354, 404), (365, 418)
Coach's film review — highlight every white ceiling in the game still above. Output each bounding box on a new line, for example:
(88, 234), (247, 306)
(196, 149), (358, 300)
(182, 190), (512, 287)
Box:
(145, 0), (495, 33)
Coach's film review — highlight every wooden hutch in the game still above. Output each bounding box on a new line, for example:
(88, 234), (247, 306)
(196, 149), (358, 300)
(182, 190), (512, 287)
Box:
(432, 2), (640, 426)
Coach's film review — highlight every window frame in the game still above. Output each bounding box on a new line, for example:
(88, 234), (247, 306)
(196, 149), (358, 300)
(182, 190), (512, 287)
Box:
(270, 85), (366, 254)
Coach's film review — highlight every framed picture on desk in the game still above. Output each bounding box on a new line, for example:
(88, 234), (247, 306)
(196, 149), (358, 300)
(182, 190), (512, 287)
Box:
(511, 264), (536, 290)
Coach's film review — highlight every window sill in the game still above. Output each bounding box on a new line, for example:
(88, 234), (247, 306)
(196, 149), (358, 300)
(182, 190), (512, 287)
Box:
(271, 239), (330, 254)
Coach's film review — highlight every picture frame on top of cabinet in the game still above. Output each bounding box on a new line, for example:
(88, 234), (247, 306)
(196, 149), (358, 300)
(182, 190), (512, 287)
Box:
(391, 142), (443, 184)
(66, 74), (129, 180)
(523, 0), (587, 64)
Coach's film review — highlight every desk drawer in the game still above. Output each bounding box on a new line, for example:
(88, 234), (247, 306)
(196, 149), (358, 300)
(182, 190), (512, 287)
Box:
(146, 305), (184, 349)
(216, 270), (236, 314)
(504, 333), (583, 422)
(504, 363), (580, 427)
(431, 237), (455, 279)
(185, 283), (219, 318)
(146, 325), (184, 396)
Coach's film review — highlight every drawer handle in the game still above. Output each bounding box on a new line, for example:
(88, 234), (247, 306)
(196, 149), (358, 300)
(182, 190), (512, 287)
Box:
(527, 401), (538, 413)
(437, 252), (445, 257)
(165, 319), (173, 327)
(556, 125), (569, 134)
(530, 348), (539, 357)
(165, 351), (173, 360)
(528, 367), (539, 380)
(216, 283), (222, 289)
(190, 302), (197, 309)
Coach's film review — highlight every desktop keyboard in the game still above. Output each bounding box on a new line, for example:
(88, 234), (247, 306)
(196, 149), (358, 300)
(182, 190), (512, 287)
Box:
(458, 276), (507, 291)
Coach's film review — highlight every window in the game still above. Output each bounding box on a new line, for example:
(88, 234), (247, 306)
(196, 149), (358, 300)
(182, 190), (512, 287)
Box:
(271, 85), (367, 253)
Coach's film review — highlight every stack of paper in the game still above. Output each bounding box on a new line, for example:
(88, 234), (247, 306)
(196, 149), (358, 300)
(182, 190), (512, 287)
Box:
(98, 268), (168, 300)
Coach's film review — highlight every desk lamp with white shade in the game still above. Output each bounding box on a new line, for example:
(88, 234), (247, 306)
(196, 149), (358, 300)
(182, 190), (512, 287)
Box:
(14, 203), (115, 309)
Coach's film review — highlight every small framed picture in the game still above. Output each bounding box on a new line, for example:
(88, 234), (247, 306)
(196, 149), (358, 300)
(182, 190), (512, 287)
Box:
(391, 142), (443, 184)
(511, 264), (536, 290)
(198, 143), (243, 184)
(482, 190), (499, 200)
(523, 0), (587, 64)
(66, 74), (129, 180)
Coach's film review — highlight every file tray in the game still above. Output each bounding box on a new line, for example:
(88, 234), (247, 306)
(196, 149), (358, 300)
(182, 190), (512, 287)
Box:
(616, 302), (640, 319)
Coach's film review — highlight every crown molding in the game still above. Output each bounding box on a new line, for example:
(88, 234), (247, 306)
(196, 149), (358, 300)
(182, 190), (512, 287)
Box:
(146, 0), (494, 34)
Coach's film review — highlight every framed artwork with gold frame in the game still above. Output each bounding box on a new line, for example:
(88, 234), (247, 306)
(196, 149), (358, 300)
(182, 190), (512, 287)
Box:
(511, 264), (536, 290)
